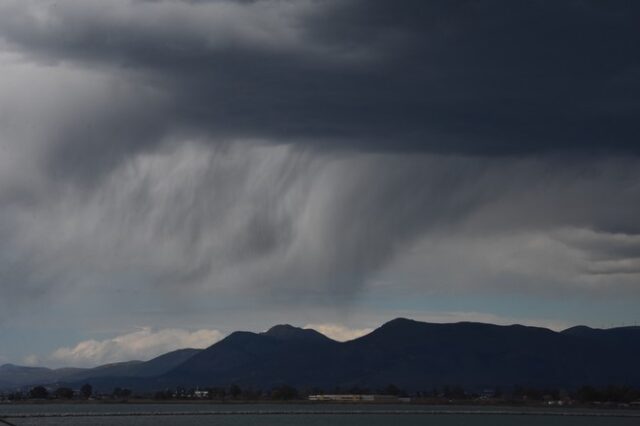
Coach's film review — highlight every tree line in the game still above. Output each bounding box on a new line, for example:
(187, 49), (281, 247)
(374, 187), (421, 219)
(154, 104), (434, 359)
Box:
(2, 383), (640, 404)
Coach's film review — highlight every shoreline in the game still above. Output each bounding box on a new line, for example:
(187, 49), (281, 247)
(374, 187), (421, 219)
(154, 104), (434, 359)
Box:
(3, 405), (640, 419)
(2, 409), (640, 419)
(3, 399), (639, 407)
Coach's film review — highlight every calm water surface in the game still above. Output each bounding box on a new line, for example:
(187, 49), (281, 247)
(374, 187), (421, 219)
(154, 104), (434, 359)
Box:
(1, 404), (638, 426)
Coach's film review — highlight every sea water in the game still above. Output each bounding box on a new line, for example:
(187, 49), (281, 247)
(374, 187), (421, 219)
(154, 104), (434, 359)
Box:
(1, 404), (639, 426)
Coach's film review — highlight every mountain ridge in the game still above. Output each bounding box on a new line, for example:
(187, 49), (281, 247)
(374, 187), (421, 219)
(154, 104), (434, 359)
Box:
(3, 319), (640, 392)
(153, 319), (640, 392)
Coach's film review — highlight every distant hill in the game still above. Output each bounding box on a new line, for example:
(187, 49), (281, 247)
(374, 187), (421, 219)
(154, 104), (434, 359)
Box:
(0, 348), (201, 391)
(3, 320), (640, 392)
(0, 364), (86, 390)
(63, 348), (201, 383)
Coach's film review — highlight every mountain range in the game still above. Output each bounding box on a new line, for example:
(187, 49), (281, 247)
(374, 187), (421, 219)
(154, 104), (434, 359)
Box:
(2, 319), (639, 392)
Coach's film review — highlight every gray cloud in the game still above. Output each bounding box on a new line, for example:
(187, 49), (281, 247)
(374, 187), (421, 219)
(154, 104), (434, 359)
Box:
(0, 142), (486, 312)
(3, 139), (640, 321)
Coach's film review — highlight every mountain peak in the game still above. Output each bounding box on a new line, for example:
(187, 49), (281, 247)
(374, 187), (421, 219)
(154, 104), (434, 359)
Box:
(262, 324), (332, 342)
(376, 317), (422, 331)
(562, 325), (596, 335)
(384, 317), (416, 326)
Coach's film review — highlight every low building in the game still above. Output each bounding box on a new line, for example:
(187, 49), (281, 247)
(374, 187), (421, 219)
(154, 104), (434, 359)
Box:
(308, 394), (404, 402)
(193, 390), (210, 398)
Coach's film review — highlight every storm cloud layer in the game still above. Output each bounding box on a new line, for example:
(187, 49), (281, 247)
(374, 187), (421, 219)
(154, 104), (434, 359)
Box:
(2, 0), (640, 164)
(0, 0), (639, 364)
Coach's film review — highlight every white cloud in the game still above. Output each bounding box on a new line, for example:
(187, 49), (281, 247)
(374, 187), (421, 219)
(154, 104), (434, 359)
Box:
(305, 323), (373, 341)
(22, 354), (40, 366)
(50, 327), (223, 367)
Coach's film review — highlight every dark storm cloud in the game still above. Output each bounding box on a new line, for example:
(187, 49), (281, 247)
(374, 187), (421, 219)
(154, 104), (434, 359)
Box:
(0, 0), (639, 173)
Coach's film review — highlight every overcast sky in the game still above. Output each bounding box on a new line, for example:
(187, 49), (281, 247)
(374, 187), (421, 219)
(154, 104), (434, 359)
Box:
(1, 0), (640, 368)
